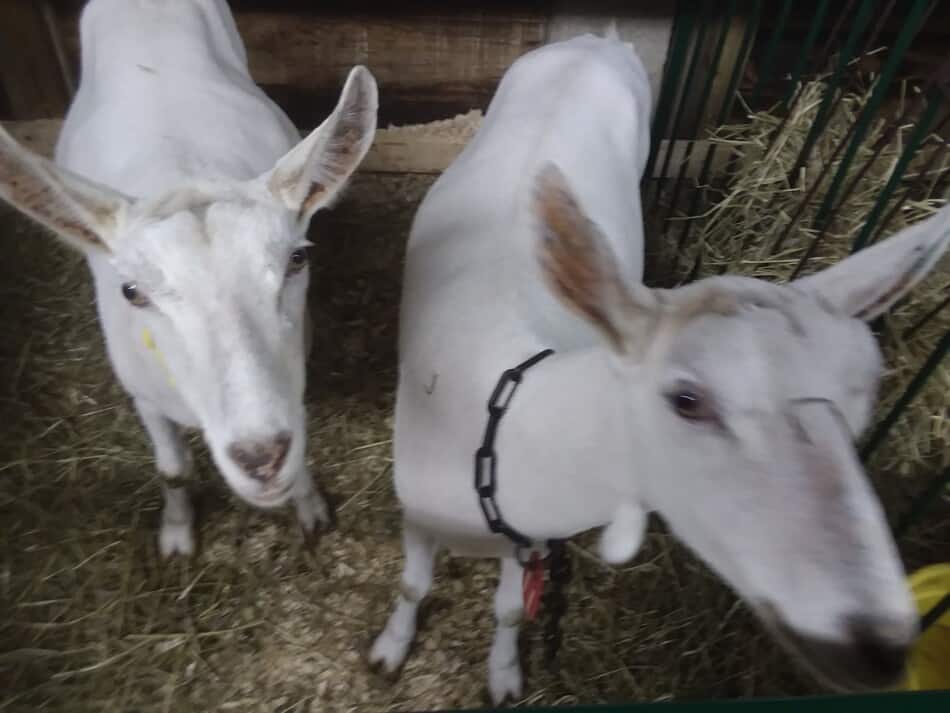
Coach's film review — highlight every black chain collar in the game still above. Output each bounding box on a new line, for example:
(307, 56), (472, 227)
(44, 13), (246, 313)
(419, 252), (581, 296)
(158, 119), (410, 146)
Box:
(475, 348), (556, 559)
(472, 347), (572, 669)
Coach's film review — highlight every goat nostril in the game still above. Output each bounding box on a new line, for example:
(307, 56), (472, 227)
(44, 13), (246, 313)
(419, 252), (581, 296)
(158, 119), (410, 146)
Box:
(227, 432), (292, 483)
(848, 616), (912, 682)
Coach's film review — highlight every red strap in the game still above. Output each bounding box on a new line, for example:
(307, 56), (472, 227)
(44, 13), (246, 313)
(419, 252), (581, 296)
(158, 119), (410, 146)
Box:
(522, 552), (545, 621)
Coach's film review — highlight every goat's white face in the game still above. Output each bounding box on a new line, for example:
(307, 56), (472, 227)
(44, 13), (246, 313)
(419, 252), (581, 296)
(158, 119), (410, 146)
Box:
(628, 288), (916, 690)
(112, 191), (312, 505)
(0, 67), (378, 507)
(534, 164), (950, 690)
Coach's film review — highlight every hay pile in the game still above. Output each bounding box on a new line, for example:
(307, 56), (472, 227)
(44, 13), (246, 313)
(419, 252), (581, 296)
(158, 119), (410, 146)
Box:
(1, 92), (948, 713)
(669, 79), (949, 482)
(380, 109), (484, 142)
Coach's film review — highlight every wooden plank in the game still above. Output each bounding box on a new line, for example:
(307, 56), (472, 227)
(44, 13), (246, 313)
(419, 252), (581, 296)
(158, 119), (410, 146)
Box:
(700, 13), (749, 128)
(236, 11), (546, 91)
(49, 3), (549, 127)
(44, 2), (681, 126)
(1, 118), (736, 180)
(0, 1), (71, 119)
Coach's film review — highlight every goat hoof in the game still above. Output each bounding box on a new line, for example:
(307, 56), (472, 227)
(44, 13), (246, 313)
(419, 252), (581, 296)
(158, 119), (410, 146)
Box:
(367, 632), (411, 681)
(159, 521), (195, 558)
(300, 520), (329, 550)
(293, 491), (332, 535)
(366, 655), (402, 683)
(488, 663), (522, 706)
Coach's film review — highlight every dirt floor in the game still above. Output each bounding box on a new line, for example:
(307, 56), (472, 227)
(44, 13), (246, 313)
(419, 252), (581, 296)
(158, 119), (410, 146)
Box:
(0, 171), (948, 713)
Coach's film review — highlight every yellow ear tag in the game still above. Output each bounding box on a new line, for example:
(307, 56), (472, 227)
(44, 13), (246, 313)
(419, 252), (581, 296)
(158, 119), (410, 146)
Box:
(141, 328), (176, 388)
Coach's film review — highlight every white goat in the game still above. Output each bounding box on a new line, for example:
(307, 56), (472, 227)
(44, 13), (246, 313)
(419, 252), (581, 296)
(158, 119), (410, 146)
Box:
(0, 0), (378, 556)
(370, 32), (949, 702)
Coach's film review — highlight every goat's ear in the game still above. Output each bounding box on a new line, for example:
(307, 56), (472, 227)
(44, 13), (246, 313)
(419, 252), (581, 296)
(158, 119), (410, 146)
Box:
(534, 162), (658, 353)
(0, 125), (130, 253)
(599, 502), (647, 564)
(793, 205), (950, 321)
(264, 65), (377, 223)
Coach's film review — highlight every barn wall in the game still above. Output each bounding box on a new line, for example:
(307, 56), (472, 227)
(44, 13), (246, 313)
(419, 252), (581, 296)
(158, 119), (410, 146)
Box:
(0, 0), (674, 127)
(0, 3), (72, 119)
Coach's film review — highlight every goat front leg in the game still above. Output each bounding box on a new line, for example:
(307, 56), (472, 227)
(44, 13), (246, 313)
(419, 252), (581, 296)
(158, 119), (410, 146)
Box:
(288, 461), (331, 536)
(489, 556), (525, 704)
(134, 399), (195, 558)
(369, 521), (438, 675)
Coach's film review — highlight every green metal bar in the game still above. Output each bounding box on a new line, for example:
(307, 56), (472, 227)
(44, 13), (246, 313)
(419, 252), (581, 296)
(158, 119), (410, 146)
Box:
(861, 328), (950, 462)
(813, 0), (930, 231)
(866, 116), (950, 249)
(765, 0), (876, 255)
(749, 0), (792, 106)
(679, 0), (762, 278)
(643, 1), (698, 185)
(852, 92), (943, 252)
(786, 0), (877, 181)
(895, 467), (950, 538)
(921, 593), (950, 632)
(783, 0), (832, 105)
(862, 0), (900, 57)
(771, 104), (867, 256)
(665, 1), (737, 256)
(904, 287), (950, 339)
(655, 1), (712, 192)
(755, 0), (848, 215)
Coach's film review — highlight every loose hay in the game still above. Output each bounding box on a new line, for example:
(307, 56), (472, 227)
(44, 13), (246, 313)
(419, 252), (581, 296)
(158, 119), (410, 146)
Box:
(1, 98), (948, 712)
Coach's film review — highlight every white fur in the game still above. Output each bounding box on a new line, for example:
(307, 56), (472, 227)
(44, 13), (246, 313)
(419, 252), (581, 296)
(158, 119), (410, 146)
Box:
(372, 32), (950, 701)
(0, 0), (378, 554)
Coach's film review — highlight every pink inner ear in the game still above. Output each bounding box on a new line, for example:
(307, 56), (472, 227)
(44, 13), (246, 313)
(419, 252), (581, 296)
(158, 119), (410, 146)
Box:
(268, 77), (375, 219)
(299, 181), (328, 217)
(535, 167), (629, 351)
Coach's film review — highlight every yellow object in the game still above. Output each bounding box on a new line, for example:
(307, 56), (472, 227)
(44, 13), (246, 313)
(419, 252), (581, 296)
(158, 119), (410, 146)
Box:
(141, 328), (176, 387)
(903, 563), (950, 691)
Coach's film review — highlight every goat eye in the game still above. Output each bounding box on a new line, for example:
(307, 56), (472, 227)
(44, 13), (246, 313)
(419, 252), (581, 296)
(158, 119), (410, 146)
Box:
(287, 248), (308, 274)
(667, 388), (716, 422)
(121, 282), (149, 307)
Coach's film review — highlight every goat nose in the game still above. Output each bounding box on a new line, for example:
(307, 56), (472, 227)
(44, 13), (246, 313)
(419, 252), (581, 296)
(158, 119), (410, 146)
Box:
(848, 615), (913, 685)
(227, 432), (292, 483)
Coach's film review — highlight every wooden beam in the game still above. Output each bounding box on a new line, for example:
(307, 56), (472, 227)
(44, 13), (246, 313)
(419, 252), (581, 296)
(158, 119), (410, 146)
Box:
(46, 2), (679, 128)
(1, 118), (736, 180)
(49, 4), (549, 127)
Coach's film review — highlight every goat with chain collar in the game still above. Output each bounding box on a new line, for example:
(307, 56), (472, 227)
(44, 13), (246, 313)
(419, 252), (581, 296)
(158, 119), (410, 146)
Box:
(473, 348), (572, 668)
(370, 30), (950, 703)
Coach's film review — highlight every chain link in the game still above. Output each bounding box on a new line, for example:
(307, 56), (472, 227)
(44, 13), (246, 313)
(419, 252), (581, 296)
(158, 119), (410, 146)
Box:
(473, 348), (573, 666)
(475, 349), (555, 559)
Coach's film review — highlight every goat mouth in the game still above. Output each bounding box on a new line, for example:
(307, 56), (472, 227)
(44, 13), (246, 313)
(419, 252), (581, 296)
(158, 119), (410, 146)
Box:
(244, 483), (294, 508)
(753, 602), (910, 692)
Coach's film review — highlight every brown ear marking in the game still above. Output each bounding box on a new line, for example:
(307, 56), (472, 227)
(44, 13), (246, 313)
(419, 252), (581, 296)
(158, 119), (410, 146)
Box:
(321, 85), (374, 177)
(535, 164), (627, 350)
(273, 70), (375, 218)
(0, 147), (107, 249)
(299, 181), (328, 218)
